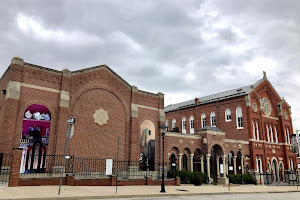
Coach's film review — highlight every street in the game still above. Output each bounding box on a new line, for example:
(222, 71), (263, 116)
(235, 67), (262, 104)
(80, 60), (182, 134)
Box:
(98, 192), (300, 200)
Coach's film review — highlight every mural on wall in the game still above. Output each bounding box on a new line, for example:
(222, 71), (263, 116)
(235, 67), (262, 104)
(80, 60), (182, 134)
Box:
(20, 104), (51, 173)
(139, 120), (155, 171)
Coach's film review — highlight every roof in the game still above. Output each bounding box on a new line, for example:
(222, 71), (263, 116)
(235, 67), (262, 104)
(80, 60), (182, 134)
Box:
(165, 78), (264, 112)
(199, 126), (224, 132)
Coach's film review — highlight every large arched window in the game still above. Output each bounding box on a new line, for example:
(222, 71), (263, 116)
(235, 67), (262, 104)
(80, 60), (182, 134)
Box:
(225, 108), (231, 122)
(256, 122), (260, 140)
(172, 119), (176, 130)
(190, 115), (194, 134)
(201, 113), (206, 128)
(266, 124), (270, 142)
(210, 112), (216, 127)
(166, 120), (169, 131)
(287, 128), (291, 144)
(274, 126), (278, 143)
(270, 125), (274, 143)
(236, 106), (243, 129)
(182, 117), (186, 134)
(21, 104), (51, 173)
(252, 122), (256, 140)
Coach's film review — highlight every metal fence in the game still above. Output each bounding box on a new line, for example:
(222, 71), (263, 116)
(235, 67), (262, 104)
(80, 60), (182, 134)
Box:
(259, 171), (299, 186)
(0, 153), (11, 186)
(19, 154), (168, 180)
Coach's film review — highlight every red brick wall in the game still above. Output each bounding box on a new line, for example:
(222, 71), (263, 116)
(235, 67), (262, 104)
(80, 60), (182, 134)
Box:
(0, 61), (163, 168)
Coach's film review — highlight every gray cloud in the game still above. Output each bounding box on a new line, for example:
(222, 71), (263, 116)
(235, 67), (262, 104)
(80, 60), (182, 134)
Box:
(0, 0), (300, 129)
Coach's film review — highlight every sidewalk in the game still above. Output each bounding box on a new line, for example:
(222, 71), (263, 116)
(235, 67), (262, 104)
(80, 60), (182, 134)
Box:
(0, 184), (299, 200)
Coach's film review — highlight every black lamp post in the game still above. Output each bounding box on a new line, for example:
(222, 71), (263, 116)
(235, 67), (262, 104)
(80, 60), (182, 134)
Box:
(160, 124), (168, 193)
(204, 138), (209, 184)
(238, 144), (244, 184)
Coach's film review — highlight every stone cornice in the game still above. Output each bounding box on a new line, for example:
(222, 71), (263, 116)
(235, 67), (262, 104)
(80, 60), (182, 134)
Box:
(165, 132), (202, 139)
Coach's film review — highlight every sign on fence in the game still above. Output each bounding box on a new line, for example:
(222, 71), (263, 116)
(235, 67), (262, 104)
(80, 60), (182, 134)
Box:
(106, 159), (113, 175)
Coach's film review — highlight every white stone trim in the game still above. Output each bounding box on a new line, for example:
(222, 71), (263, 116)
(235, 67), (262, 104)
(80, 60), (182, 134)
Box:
(225, 139), (249, 144)
(21, 83), (60, 93)
(6, 81), (21, 100)
(165, 132), (202, 139)
(262, 115), (279, 120)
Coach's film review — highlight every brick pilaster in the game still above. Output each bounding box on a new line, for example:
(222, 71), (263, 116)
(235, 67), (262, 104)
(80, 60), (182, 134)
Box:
(8, 148), (23, 187)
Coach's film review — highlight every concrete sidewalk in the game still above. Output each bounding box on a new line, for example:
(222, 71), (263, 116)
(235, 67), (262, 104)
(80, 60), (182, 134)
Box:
(0, 184), (300, 200)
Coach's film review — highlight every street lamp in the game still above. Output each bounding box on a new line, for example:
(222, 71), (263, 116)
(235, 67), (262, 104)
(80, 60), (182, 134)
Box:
(203, 138), (209, 184)
(160, 124), (168, 193)
(238, 144), (244, 184)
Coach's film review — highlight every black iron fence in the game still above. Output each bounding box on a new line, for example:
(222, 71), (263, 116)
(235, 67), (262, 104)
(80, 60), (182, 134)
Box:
(0, 153), (11, 186)
(19, 154), (168, 180)
(259, 171), (299, 186)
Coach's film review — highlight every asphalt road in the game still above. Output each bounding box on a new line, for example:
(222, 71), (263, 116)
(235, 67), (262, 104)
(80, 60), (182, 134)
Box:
(98, 192), (300, 200)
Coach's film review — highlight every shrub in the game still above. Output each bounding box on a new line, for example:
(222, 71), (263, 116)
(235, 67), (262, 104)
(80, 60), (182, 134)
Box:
(167, 170), (177, 178)
(227, 174), (256, 184)
(177, 171), (206, 185)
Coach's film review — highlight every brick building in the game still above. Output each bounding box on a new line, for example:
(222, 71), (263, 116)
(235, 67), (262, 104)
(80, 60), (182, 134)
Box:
(165, 72), (298, 183)
(0, 57), (165, 174)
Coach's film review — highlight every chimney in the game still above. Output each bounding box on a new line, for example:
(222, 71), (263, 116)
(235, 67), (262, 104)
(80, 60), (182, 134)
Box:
(195, 98), (199, 104)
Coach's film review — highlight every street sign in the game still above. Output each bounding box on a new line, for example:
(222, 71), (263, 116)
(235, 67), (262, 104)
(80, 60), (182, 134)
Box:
(106, 159), (113, 175)
(67, 117), (76, 125)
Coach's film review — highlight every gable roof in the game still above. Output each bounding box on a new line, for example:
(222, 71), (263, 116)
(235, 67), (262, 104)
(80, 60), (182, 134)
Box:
(165, 78), (264, 112)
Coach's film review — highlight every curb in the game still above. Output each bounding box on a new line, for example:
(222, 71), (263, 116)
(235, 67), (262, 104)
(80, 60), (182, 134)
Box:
(2, 189), (300, 200)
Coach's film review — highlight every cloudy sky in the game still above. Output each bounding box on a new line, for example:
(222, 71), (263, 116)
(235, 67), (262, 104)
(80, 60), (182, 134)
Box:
(0, 0), (300, 130)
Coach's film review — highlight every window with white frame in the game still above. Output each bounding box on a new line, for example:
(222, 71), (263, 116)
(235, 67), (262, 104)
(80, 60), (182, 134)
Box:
(256, 122), (260, 140)
(287, 128), (290, 144)
(225, 108), (231, 122)
(182, 117), (186, 134)
(252, 122), (256, 140)
(256, 158), (263, 173)
(274, 125), (278, 143)
(236, 106), (243, 129)
(270, 125), (274, 143)
(172, 119), (176, 130)
(266, 124), (270, 142)
(201, 113), (206, 128)
(284, 128), (287, 143)
(190, 115), (194, 134)
(166, 120), (169, 131)
(210, 112), (216, 127)
(290, 159), (294, 171)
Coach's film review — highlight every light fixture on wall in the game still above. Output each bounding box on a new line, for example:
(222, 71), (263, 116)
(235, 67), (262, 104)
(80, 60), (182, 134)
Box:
(1, 90), (6, 94)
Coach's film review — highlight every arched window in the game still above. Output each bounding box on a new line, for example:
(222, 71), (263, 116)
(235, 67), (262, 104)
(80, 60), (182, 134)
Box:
(225, 108), (231, 122)
(266, 125), (270, 142)
(252, 122), (256, 140)
(256, 158), (263, 173)
(210, 112), (216, 127)
(190, 115), (194, 134)
(236, 106), (243, 129)
(270, 125), (274, 143)
(172, 119), (176, 130)
(256, 122), (260, 140)
(182, 154), (188, 171)
(201, 113), (206, 128)
(274, 126), (278, 143)
(170, 154), (177, 171)
(182, 117), (186, 134)
(290, 159), (294, 171)
(166, 120), (169, 131)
